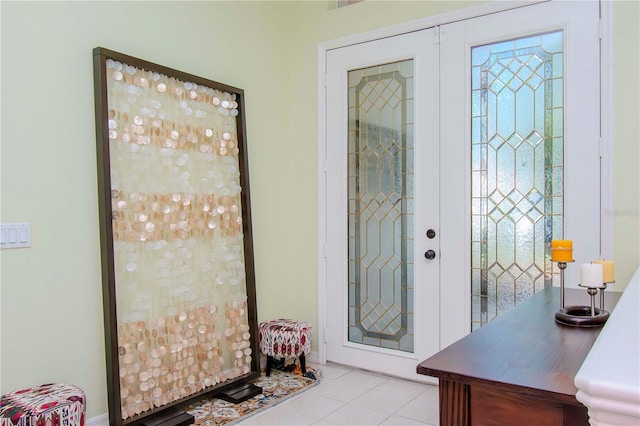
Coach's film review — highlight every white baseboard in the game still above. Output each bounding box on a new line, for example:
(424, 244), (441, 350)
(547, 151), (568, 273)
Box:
(86, 413), (109, 426)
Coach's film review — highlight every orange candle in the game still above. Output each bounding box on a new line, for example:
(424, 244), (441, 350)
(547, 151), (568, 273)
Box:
(551, 240), (573, 262)
(592, 259), (615, 282)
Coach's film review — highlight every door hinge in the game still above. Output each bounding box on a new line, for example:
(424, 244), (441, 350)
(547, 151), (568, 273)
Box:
(598, 19), (603, 40)
(433, 27), (441, 45)
(322, 73), (328, 87)
(323, 328), (328, 343)
(599, 137), (604, 158)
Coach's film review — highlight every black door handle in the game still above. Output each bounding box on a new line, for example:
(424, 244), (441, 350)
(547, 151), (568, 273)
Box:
(424, 249), (436, 260)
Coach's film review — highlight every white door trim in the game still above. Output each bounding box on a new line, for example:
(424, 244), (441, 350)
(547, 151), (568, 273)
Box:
(318, 1), (548, 52)
(317, 0), (613, 365)
(600, 0), (614, 260)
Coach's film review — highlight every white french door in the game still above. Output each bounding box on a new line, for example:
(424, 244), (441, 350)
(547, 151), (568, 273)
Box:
(439, 0), (601, 339)
(321, 0), (601, 381)
(325, 28), (441, 381)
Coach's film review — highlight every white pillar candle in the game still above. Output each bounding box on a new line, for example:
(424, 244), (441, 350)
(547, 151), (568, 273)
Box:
(581, 263), (604, 287)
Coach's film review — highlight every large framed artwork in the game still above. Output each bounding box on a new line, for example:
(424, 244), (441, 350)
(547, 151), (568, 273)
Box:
(93, 48), (261, 425)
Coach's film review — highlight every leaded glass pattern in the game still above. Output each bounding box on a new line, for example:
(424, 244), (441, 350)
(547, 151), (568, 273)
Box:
(471, 32), (564, 330)
(348, 60), (414, 352)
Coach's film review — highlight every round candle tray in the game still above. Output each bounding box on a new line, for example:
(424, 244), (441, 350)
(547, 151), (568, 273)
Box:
(555, 305), (610, 327)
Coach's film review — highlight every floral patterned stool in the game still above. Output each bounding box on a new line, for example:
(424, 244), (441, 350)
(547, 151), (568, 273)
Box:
(0, 383), (86, 426)
(258, 319), (312, 377)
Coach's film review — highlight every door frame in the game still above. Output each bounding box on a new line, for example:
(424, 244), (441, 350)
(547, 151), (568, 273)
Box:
(317, 0), (613, 365)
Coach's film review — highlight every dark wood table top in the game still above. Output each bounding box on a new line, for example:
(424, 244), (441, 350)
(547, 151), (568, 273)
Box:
(417, 286), (620, 405)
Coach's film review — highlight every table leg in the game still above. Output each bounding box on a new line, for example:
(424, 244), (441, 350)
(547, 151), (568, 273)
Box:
(439, 380), (470, 426)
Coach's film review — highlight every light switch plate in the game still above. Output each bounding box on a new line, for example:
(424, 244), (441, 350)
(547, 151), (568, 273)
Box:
(0, 223), (31, 249)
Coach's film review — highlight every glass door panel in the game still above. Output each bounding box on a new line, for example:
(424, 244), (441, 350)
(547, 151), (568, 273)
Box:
(348, 60), (414, 352)
(470, 31), (565, 329)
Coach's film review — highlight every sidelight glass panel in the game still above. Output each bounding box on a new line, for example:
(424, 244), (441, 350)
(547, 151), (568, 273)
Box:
(348, 60), (414, 352)
(471, 31), (564, 330)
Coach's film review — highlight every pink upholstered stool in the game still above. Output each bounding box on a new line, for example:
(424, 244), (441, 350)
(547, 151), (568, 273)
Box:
(258, 319), (312, 377)
(0, 383), (86, 426)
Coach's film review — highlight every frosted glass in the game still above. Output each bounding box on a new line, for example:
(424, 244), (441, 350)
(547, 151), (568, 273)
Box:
(347, 60), (414, 352)
(471, 31), (564, 329)
(516, 86), (535, 135)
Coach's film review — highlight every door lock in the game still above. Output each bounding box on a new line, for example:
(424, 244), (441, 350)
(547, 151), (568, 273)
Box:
(424, 249), (436, 260)
(426, 229), (436, 239)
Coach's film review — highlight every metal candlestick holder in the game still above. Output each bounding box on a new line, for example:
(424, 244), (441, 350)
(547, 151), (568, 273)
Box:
(599, 281), (614, 311)
(553, 260), (610, 327)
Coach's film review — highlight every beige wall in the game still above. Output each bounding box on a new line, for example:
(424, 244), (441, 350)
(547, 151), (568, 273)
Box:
(1, 0), (638, 419)
(0, 0), (291, 417)
(612, 0), (640, 290)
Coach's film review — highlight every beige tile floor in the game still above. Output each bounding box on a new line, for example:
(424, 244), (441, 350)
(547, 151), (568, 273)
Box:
(238, 363), (439, 426)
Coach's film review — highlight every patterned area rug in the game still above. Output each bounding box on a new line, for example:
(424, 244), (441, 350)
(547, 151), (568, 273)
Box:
(185, 370), (320, 425)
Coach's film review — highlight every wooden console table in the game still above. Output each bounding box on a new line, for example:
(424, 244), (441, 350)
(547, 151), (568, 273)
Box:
(417, 286), (619, 426)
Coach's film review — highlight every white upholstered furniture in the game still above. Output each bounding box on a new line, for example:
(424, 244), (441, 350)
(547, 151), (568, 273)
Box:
(575, 265), (640, 425)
